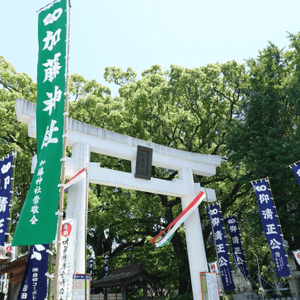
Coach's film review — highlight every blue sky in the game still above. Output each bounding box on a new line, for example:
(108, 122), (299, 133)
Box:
(1, 0), (299, 95)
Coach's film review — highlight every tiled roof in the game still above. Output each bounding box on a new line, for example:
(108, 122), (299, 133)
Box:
(92, 264), (160, 288)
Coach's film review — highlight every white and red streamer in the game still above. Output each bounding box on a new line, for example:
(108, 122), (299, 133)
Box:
(151, 191), (206, 247)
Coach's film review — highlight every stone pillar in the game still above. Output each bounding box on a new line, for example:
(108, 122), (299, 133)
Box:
(121, 284), (126, 300)
(142, 282), (147, 299)
(287, 276), (300, 299)
(285, 240), (300, 299)
(178, 167), (208, 300)
(66, 142), (90, 273)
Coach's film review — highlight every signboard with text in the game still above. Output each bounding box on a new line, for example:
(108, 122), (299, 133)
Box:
(73, 274), (91, 300)
(200, 272), (220, 300)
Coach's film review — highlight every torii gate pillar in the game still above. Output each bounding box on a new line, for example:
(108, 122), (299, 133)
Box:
(179, 167), (208, 297)
(65, 142), (90, 273)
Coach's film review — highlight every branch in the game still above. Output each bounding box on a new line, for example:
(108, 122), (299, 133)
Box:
(149, 113), (173, 142)
(0, 79), (20, 93)
(166, 197), (181, 208)
(200, 174), (233, 185)
(111, 239), (145, 258)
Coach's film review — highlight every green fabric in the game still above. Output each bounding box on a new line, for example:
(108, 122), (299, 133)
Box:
(12, 0), (66, 246)
(160, 232), (175, 247)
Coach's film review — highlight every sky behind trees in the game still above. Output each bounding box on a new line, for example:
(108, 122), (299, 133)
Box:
(1, 0), (299, 96)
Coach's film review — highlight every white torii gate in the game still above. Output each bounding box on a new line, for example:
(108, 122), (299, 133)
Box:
(15, 97), (222, 300)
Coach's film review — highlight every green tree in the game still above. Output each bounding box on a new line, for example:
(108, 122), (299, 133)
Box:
(227, 35), (300, 252)
(0, 55), (37, 236)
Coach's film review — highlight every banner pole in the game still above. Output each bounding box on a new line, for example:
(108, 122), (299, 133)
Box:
(286, 160), (300, 168)
(6, 148), (17, 244)
(47, 246), (53, 300)
(266, 177), (298, 297)
(265, 177), (286, 244)
(250, 177), (272, 183)
(85, 162), (89, 300)
(54, 1), (72, 299)
(205, 188), (226, 298)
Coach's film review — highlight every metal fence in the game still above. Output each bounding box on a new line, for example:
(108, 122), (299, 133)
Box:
(264, 297), (300, 300)
(91, 295), (164, 300)
(91, 294), (122, 300)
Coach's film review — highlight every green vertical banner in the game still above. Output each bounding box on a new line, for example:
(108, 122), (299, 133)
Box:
(12, 0), (67, 246)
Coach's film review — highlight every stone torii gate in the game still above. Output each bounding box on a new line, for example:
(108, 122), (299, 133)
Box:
(15, 97), (222, 300)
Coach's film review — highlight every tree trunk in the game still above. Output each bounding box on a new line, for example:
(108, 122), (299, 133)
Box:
(171, 231), (191, 294)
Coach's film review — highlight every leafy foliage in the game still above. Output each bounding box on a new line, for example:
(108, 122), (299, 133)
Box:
(0, 55), (37, 235)
(227, 34), (300, 250)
